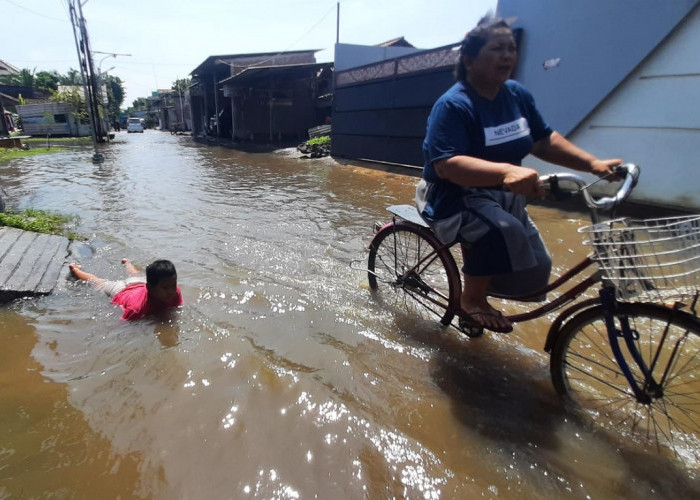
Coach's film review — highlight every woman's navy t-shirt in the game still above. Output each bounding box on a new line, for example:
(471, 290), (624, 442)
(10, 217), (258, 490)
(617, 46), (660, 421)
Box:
(420, 80), (552, 221)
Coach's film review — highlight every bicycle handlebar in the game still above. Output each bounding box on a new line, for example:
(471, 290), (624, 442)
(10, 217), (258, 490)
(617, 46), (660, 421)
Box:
(540, 163), (640, 213)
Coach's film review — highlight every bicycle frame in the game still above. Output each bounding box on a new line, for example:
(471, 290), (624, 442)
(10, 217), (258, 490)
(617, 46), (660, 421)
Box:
(380, 217), (604, 325)
(597, 286), (692, 404)
(379, 215), (695, 407)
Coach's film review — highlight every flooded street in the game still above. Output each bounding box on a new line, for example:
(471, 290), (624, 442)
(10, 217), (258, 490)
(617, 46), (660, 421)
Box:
(1, 131), (698, 499)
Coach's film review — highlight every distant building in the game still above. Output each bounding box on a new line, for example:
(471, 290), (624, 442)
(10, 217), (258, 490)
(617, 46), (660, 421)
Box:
(15, 86), (95, 137)
(148, 88), (191, 132)
(189, 50), (332, 143)
(0, 59), (19, 77)
(16, 101), (92, 137)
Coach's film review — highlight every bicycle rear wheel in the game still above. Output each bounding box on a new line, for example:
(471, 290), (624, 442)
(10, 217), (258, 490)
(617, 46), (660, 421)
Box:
(550, 302), (700, 464)
(368, 221), (460, 326)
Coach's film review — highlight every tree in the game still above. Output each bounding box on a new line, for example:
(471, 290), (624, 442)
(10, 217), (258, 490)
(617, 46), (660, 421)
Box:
(131, 97), (148, 111)
(35, 71), (60, 92)
(172, 77), (191, 94)
(59, 68), (82, 85)
(102, 74), (125, 125)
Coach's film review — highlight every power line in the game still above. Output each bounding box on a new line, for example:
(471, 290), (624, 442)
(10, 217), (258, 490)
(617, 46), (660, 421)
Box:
(217, 3), (337, 71)
(2, 0), (67, 22)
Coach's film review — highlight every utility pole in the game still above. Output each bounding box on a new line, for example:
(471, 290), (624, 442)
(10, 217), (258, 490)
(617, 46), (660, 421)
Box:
(67, 0), (103, 162)
(176, 77), (185, 131)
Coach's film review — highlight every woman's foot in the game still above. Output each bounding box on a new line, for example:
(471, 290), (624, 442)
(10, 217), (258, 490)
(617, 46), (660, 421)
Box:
(460, 301), (513, 333)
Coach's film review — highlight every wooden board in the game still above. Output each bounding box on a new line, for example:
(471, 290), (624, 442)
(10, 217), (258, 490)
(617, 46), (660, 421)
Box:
(0, 227), (70, 303)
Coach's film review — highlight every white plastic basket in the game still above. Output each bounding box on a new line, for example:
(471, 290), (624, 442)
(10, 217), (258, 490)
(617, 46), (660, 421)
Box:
(579, 215), (700, 302)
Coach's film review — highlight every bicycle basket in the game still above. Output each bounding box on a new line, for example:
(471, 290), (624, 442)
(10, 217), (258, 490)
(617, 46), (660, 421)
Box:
(579, 215), (700, 302)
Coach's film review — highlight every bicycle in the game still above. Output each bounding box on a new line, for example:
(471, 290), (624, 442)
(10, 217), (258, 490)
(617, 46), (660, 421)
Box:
(365, 163), (700, 465)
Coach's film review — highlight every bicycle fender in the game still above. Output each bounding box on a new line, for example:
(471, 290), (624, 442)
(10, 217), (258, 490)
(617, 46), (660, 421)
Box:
(544, 298), (600, 353)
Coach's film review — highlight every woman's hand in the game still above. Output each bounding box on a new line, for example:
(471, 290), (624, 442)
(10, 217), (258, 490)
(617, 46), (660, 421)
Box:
(590, 158), (623, 179)
(503, 165), (544, 197)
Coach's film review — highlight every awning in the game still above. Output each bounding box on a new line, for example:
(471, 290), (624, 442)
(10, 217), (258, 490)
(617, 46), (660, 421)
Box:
(219, 62), (332, 86)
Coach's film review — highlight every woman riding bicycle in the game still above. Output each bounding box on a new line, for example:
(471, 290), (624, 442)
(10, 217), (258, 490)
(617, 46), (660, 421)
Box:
(415, 14), (622, 333)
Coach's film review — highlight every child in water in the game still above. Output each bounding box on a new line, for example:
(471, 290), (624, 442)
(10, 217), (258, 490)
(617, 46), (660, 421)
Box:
(69, 258), (183, 320)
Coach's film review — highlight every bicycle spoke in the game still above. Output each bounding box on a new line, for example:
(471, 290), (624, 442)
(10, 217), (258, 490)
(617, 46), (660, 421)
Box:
(551, 303), (700, 466)
(368, 222), (460, 327)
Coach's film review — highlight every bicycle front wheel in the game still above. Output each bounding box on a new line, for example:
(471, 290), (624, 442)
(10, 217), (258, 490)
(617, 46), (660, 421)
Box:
(368, 221), (461, 326)
(550, 302), (700, 464)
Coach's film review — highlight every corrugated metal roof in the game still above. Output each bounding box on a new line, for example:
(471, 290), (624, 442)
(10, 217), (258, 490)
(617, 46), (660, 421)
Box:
(376, 37), (415, 48)
(0, 59), (20, 76)
(190, 50), (321, 77)
(219, 62), (332, 86)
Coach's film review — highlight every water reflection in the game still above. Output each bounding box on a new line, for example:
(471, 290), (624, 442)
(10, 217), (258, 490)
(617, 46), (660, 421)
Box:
(0, 132), (698, 498)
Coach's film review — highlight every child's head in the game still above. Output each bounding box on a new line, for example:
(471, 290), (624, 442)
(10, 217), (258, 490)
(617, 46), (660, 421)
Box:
(146, 260), (179, 304)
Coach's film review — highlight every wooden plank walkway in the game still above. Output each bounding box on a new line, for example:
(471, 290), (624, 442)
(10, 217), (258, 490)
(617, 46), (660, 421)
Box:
(0, 226), (70, 303)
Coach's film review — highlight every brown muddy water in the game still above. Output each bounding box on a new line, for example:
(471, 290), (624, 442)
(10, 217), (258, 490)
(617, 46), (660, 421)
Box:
(0, 131), (698, 499)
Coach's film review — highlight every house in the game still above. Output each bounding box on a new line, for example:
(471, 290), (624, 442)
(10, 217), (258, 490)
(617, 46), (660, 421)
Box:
(189, 50), (332, 143)
(0, 59), (19, 77)
(16, 101), (91, 137)
(148, 88), (191, 132)
(497, 0), (700, 211)
(15, 86), (95, 137)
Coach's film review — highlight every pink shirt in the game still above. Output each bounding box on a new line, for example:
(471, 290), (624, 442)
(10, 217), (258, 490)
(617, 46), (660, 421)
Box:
(111, 283), (184, 321)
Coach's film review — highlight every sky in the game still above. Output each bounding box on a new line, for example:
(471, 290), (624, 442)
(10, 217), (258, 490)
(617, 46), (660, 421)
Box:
(2, 0), (497, 106)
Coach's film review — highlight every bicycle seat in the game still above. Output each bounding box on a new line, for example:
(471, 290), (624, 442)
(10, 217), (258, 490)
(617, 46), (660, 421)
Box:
(387, 205), (430, 227)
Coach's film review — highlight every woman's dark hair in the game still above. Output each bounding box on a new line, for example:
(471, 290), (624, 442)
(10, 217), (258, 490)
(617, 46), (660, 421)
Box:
(455, 14), (512, 82)
(146, 259), (177, 286)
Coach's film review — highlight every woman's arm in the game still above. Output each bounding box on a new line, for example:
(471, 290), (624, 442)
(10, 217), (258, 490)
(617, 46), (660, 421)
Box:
(531, 131), (621, 178)
(434, 156), (543, 197)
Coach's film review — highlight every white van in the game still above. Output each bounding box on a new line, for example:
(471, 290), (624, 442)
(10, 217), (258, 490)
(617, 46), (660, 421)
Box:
(127, 117), (144, 133)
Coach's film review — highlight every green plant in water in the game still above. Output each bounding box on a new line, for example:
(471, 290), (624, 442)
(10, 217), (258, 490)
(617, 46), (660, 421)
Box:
(0, 209), (83, 240)
(307, 135), (331, 147)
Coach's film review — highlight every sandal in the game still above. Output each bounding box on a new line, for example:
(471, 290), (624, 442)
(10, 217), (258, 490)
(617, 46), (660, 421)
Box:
(457, 309), (513, 334)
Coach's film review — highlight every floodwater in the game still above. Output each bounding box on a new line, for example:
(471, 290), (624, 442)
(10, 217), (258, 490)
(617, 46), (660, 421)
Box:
(1, 132), (698, 499)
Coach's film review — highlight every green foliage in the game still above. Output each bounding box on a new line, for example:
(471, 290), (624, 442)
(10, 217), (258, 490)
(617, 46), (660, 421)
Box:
(59, 68), (82, 85)
(131, 97), (148, 110)
(35, 70), (60, 92)
(172, 77), (191, 94)
(0, 209), (81, 240)
(0, 147), (66, 161)
(297, 135), (331, 157)
(307, 135), (331, 147)
(103, 74), (125, 123)
(0, 68), (35, 87)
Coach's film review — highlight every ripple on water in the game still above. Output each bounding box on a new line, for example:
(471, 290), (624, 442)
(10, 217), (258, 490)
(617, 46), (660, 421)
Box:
(1, 135), (698, 497)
